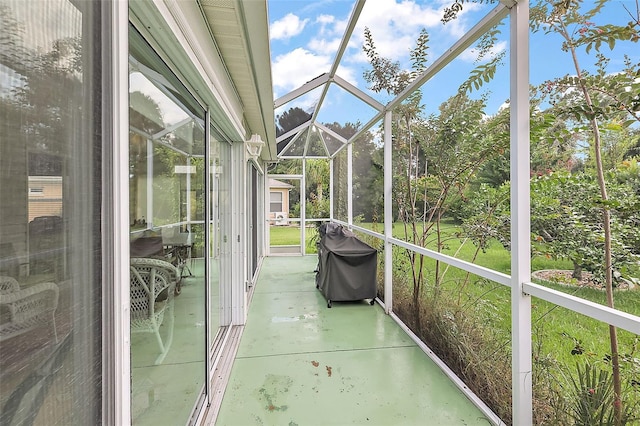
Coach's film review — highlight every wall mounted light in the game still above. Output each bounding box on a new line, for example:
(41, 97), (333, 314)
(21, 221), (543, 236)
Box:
(245, 134), (265, 161)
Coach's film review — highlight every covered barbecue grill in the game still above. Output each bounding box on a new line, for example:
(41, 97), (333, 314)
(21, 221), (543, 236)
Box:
(315, 223), (377, 308)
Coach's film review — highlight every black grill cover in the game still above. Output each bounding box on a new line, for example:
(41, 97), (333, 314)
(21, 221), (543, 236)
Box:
(316, 223), (377, 303)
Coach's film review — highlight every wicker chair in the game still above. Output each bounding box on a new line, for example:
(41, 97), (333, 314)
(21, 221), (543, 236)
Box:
(0, 276), (59, 343)
(130, 258), (178, 365)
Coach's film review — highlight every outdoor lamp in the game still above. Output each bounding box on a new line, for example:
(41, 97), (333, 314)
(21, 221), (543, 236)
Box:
(245, 134), (265, 161)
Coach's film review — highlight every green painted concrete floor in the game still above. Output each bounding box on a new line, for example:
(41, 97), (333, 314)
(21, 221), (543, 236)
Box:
(215, 256), (491, 426)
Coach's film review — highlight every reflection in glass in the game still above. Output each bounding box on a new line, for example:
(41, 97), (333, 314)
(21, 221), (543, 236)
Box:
(1, 1), (101, 423)
(320, 129), (345, 156)
(129, 26), (206, 425)
(280, 128), (309, 157)
(274, 87), (321, 134)
(209, 133), (226, 351)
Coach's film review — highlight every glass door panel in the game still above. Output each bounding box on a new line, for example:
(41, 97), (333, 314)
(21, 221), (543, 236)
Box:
(129, 26), (206, 425)
(209, 136), (228, 346)
(0, 1), (102, 423)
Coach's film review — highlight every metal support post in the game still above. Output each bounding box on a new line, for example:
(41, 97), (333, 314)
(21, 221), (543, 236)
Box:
(203, 110), (212, 403)
(301, 159), (306, 255)
(510, 0), (533, 423)
(347, 143), (353, 227)
(384, 111), (393, 314)
(146, 139), (153, 228)
(329, 159), (334, 222)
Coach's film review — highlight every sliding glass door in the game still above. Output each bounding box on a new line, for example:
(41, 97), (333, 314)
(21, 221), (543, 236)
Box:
(128, 26), (207, 425)
(0, 1), (103, 423)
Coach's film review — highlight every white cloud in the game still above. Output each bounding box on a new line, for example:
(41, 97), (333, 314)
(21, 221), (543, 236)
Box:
(270, 13), (309, 40)
(271, 48), (333, 95)
(350, 0), (443, 62)
(307, 14), (349, 56)
(307, 37), (342, 56)
(316, 14), (336, 36)
(270, 0), (494, 101)
(335, 64), (358, 87)
(272, 47), (360, 97)
(341, 0), (487, 65)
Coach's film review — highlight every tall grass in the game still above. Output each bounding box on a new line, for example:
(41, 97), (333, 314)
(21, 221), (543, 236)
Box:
(352, 221), (639, 424)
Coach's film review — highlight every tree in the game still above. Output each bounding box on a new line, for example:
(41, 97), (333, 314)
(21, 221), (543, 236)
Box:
(584, 124), (638, 171)
(363, 25), (432, 317)
(363, 24), (508, 319)
(320, 121), (384, 222)
(275, 106), (313, 154)
(305, 158), (330, 219)
(531, 0), (640, 420)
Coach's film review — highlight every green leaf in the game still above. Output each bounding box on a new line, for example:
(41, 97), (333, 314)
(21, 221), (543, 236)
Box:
(602, 122), (622, 131)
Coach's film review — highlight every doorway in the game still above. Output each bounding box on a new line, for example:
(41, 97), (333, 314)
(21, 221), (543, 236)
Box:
(267, 175), (303, 255)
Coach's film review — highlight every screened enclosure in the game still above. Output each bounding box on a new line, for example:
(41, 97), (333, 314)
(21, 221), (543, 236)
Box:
(1, 0), (638, 425)
(266, 0), (640, 424)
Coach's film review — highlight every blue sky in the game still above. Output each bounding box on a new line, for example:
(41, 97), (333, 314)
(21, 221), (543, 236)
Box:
(267, 0), (639, 126)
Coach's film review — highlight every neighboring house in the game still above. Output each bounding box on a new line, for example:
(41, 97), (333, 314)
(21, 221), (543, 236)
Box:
(268, 178), (293, 225)
(28, 176), (63, 222)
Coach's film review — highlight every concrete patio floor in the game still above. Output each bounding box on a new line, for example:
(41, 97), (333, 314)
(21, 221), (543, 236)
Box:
(215, 256), (491, 426)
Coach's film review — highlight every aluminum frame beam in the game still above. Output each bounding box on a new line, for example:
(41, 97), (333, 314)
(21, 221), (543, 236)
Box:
(106, 1), (130, 423)
(329, 159), (334, 221)
(347, 143), (353, 226)
(333, 74), (385, 112)
(204, 109), (212, 404)
(510, 1), (532, 424)
(524, 283), (640, 334)
(275, 121), (311, 144)
(328, 0), (366, 77)
(273, 73), (330, 108)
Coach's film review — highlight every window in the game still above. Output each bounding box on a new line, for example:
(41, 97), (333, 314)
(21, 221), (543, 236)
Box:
(29, 187), (44, 196)
(270, 191), (283, 212)
(0, 1), (102, 423)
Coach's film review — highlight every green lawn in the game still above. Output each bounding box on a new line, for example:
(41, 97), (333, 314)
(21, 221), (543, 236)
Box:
(387, 223), (638, 373)
(269, 225), (319, 251)
(273, 221), (639, 366)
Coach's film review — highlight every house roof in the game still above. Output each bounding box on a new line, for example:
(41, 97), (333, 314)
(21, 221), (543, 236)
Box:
(199, 1), (277, 160)
(129, 1), (277, 160)
(268, 178), (294, 189)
